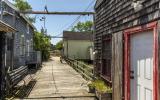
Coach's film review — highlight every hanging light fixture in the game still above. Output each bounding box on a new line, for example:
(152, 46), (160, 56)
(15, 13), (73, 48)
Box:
(131, 0), (143, 12)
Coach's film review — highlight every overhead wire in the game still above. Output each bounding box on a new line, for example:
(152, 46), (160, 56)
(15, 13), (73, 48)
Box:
(54, 0), (95, 37)
(66, 0), (95, 30)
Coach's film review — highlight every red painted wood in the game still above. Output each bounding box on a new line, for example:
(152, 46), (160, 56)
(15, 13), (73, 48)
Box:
(124, 21), (158, 100)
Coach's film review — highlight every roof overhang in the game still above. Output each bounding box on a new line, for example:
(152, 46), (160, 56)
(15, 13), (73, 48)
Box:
(3, 0), (36, 30)
(0, 20), (16, 33)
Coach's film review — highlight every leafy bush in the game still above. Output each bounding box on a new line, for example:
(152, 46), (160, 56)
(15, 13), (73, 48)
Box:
(71, 21), (93, 32)
(55, 40), (63, 50)
(88, 80), (112, 93)
(33, 31), (51, 61)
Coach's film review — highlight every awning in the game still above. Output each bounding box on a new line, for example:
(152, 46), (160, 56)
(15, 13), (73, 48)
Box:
(0, 20), (16, 33)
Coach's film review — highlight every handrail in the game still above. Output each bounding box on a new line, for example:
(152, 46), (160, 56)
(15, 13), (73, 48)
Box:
(64, 57), (94, 81)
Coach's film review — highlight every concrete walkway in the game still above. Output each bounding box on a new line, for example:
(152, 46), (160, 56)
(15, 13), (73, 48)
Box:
(27, 57), (95, 100)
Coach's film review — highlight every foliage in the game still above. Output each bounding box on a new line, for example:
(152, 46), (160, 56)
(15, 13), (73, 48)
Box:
(88, 80), (112, 93)
(33, 31), (51, 61)
(88, 82), (95, 89)
(55, 40), (63, 50)
(14, 0), (35, 23)
(71, 21), (93, 32)
(14, 0), (32, 11)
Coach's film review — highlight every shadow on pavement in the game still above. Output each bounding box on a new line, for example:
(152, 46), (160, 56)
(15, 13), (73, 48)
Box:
(7, 80), (37, 99)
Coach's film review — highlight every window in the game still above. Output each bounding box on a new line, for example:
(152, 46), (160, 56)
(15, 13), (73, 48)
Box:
(26, 40), (30, 56)
(20, 34), (25, 56)
(101, 34), (112, 81)
(27, 24), (29, 34)
(7, 38), (12, 51)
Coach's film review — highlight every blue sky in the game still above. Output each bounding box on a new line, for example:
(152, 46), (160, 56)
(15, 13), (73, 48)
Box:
(25, 0), (95, 44)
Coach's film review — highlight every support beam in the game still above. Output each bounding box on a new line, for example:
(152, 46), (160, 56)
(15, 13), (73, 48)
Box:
(19, 11), (95, 15)
(50, 36), (65, 38)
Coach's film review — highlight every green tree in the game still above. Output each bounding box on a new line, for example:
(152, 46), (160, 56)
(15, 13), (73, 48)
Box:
(71, 21), (93, 32)
(14, 0), (35, 23)
(55, 40), (63, 50)
(14, 0), (32, 11)
(33, 31), (51, 61)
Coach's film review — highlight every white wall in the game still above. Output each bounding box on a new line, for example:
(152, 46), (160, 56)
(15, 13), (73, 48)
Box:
(63, 40), (93, 60)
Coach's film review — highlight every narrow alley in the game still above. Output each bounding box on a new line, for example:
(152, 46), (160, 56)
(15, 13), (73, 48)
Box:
(1, 0), (160, 100)
(26, 57), (95, 100)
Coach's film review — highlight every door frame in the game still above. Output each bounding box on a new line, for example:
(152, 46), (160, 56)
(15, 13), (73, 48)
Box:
(124, 21), (158, 100)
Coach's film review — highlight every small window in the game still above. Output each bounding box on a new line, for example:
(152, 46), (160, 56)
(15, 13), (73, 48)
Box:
(27, 40), (30, 56)
(20, 35), (25, 56)
(101, 34), (112, 81)
(27, 24), (29, 34)
(7, 38), (12, 51)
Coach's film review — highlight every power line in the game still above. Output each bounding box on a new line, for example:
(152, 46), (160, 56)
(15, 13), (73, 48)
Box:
(52, 0), (95, 38)
(66, 0), (95, 30)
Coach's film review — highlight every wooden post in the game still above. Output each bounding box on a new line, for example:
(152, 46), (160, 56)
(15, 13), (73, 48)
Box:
(112, 32), (123, 100)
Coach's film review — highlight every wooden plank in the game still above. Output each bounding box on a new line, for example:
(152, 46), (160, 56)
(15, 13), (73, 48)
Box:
(66, 58), (94, 81)
(112, 32), (123, 100)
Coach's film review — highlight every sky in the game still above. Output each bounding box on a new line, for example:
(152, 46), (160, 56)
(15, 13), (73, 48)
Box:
(24, 0), (95, 45)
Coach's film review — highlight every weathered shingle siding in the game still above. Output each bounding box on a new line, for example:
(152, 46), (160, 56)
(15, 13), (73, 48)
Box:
(15, 16), (28, 67)
(95, 0), (160, 35)
(95, 0), (160, 99)
(94, 0), (160, 64)
(2, 2), (35, 68)
(2, 3), (15, 26)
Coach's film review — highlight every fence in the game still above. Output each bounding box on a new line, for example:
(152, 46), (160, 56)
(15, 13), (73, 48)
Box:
(65, 57), (94, 81)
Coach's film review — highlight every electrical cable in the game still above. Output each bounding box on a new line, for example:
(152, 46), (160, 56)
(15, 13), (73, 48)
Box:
(54, 0), (96, 37)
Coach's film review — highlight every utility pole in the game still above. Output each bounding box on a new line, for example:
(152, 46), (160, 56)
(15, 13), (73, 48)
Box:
(40, 5), (48, 34)
(40, 16), (46, 31)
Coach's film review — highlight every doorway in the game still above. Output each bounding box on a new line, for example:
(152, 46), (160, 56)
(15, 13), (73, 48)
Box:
(130, 31), (153, 100)
(124, 22), (158, 100)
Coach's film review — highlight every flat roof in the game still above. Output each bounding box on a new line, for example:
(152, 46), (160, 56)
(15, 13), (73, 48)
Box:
(63, 31), (93, 41)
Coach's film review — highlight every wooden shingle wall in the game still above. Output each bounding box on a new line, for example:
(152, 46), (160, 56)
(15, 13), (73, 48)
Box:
(95, 0), (160, 34)
(94, 0), (160, 57)
(94, 0), (160, 100)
